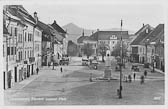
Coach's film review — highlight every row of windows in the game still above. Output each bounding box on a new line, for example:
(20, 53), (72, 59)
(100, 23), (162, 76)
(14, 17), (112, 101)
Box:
(8, 26), (17, 36)
(7, 47), (16, 56)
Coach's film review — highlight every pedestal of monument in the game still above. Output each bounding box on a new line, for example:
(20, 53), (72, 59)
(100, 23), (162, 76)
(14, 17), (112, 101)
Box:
(104, 67), (112, 78)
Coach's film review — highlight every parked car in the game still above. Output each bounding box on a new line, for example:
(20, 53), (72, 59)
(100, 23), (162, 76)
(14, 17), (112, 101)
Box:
(91, 60), (98, 70)
(82, 58), (89, 66)
(131, 64), (140, 71)
(59, 57), (69, 65)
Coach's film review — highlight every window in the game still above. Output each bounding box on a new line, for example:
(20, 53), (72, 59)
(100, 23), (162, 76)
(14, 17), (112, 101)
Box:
(14, 47), (16, 55)
(3, 45), (5, 57)
(25, 32), (27, 42)
(25, 51), (26, 59)
(20, 34), (22, 43)
(7, 47), (10, 55)
(11, 27), (13, 35)
(27, 51), (29, 58)
(15, 28), (17, 36)
(11, 47), (14, 55)
(146, 29), (149, 33)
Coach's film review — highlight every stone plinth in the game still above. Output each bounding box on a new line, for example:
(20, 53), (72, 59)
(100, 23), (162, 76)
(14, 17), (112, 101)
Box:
(104, 68), (112, 78)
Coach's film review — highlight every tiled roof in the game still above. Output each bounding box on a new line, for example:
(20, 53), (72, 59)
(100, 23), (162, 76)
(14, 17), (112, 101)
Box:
(51, 20), (66, 34)
(130, 24), (153, 45)
(140, 24), (164, 45)
(77, 36), (89, 43)
(89, 31), (129, 41)
(8, 5), (36, 25)
(38, 21), (54, 41)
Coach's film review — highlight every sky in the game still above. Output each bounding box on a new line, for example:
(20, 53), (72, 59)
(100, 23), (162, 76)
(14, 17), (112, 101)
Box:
(23, 0), (165, 31)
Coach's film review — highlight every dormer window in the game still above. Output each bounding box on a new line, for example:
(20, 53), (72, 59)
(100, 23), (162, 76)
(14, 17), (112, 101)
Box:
(110, 35), (117, 39)
(146, 29), (149, 33)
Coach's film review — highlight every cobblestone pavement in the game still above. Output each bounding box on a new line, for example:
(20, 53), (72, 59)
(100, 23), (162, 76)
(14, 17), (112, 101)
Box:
(4, 57), (164, 105)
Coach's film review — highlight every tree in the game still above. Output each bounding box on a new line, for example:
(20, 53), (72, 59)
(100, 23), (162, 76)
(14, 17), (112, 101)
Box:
(97, 43), (109, 62)
(82, 43), (94, 59)
(67, 40), (78, 56)
(111, 41), (127, 58)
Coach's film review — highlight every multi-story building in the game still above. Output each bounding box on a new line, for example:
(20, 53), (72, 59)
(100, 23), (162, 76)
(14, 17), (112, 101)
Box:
(37, 21), (54, 66)
(3, 5), (42, 89)
(3, 5), (27, 89)
(140, 24), (164, 71)
(89, 30), (129, 55)
(77, 30), (89, 56)
(51, 20), (68, 57)
(130, 24), (153, 63)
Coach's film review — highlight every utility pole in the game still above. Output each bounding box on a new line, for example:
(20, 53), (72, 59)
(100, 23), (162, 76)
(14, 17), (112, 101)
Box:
(119, 19), (123, 99)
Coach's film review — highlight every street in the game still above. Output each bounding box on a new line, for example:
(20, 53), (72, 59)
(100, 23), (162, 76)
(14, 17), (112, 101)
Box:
(4, 57), (164, 105)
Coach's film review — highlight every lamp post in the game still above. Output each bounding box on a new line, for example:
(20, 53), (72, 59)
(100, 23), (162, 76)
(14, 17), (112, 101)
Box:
(118, 19), (123, 99)
(144, 39), (149, 68)
(150, 41), (156, 72)
(52, 52), (55, 70)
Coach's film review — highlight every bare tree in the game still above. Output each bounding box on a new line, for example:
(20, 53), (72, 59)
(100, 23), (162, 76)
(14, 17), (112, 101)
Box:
(82, 43), (94, 59)
(111, 41), (127, 58)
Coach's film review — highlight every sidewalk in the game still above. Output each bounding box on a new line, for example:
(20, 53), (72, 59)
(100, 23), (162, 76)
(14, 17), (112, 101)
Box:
(149, 66), (164, 74)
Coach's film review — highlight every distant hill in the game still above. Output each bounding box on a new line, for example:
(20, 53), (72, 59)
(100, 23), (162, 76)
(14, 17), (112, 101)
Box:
(62, 23), (136, 43)
(62, 23), (93, 43)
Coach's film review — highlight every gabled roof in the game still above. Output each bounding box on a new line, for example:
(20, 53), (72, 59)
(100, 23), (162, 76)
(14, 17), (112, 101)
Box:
(8, 5), (36, 25)
(140, 24), (164, 45)
(130, 24), (153, 45)
(77, 36), (89, 43)
(38, 21), (54, 41)
(38, 21), (53, 36)
(89, 31), (129, 41)
(51, 20), (66, 34)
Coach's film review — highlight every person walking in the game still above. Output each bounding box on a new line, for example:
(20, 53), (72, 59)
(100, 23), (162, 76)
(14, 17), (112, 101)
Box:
(144, 70), (147, 77)
(36, 67), (39, 75)
(133, 72), (136, 81)
(60, 67), (63, 73)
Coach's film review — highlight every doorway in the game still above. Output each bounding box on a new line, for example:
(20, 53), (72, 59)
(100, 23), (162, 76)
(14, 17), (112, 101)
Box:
(7, 71), (11, 88)
(14, 67), (17, 82)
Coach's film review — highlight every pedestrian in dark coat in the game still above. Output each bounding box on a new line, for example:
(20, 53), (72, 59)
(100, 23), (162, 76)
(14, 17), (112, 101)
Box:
(144, 70), (147, 77)
(133, 72), (136, 81)
(60, 67), (63, 73)
(36, 67), (39, 75)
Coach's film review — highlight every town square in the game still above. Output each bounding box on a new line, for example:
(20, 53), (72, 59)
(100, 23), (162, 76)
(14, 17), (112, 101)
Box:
(2, 0), (165, 106)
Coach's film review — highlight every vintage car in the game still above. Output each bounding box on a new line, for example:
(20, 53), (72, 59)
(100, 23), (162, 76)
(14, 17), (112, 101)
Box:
(131, 64), (140, 71)
(91, 60), (98, 70)
(59, 57), (69, 65)
(82, 58), (89, 66)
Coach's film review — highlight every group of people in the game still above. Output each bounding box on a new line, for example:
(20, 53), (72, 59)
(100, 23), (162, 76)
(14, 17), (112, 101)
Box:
(123, 70), (148, 84)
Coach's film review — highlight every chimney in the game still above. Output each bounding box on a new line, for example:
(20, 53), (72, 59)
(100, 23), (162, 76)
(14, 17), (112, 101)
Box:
(143, 23), (145, 27)
(34, 12), (38, 24)
(97, 29), (99, 32)
(54, 20), (57, 24)
(82, 29), (84, 36)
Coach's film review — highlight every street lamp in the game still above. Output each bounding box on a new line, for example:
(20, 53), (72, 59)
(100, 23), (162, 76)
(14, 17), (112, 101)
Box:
(150, 41), (156, 72)
(118, 19), (123, 99)
(52, 52), (55, 70)
(144, 39), (149, 68)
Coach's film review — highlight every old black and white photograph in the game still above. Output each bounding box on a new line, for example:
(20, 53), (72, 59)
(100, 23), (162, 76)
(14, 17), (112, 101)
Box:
(1, 0), (167, 107)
